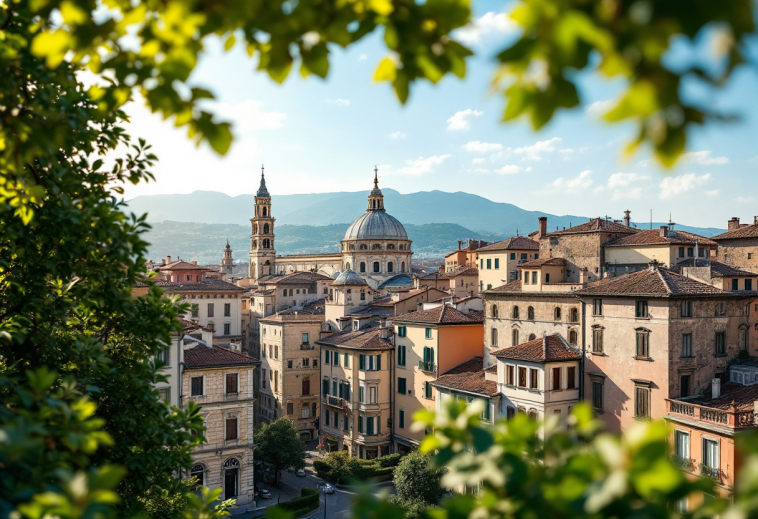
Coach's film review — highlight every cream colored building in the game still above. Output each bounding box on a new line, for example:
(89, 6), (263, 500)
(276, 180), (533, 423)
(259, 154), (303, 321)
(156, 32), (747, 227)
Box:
(182, 340), (259, 504)
(258, 313), (324, 440)
(391, 305), (484, 452)
(317, 321), (394, 459)
(432, 357), (500, 425)
(476, 236), (540, 290)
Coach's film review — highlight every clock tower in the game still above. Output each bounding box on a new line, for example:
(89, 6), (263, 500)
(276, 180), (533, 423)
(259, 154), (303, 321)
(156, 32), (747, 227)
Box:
(249, 166), (275, 282)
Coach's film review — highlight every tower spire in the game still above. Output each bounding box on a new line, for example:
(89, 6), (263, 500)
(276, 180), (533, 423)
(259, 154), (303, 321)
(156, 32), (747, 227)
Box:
(256, 164), (270, 197)
(374, 165), (378, 188)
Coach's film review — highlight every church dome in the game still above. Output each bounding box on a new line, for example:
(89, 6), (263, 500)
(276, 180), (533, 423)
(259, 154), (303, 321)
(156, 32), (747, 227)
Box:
(332, 269), (368, 287)
(344, 211), (408, 240)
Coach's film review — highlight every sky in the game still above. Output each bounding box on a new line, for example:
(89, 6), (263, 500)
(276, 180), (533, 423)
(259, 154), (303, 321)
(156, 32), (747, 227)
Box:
(120, 0), (758, 229)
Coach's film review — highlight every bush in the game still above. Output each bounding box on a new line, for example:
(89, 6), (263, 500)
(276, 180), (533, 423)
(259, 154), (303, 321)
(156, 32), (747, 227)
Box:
(314, 452), (404, 483)
(376, 453), (403, 468)
(268, 489), (319, 516)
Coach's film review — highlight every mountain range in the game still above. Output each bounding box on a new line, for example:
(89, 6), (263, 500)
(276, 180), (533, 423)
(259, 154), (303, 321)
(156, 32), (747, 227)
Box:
(125, 189), (726, 263)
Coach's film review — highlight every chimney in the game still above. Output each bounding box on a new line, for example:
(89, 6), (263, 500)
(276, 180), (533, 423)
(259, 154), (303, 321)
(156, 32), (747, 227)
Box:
(167, 255), (171, 263)
(193, 260), (197, 265)
(542, 331), (547, 358)
(728, 217), (740, 231)
(649, 260), (660, 271)
(623, 210), (631, 227)
(659, 226), (668, 237)
(379, 318), (389, 339)
(458, 240), (462, 250)
(712, 378), (721, 399)
(538, 216), (547, 238)
(754, 216), (758, 225)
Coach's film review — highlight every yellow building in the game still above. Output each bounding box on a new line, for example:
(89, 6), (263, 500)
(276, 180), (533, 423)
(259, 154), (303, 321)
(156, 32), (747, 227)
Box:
(391, 305), (484, 452)
(476, 236), (540, 291)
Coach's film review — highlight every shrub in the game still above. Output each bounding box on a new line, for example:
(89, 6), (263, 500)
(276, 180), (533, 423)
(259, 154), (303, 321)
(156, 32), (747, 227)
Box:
(376, 453), (403, 468)
(269, 489), (319, 516)
(314, 452), (404, 483)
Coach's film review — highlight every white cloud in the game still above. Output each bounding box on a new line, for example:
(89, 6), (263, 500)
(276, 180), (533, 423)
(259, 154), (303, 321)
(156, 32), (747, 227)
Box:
(471, 157), (486, 164)
(462, 140), (502, 153)
(359, 54), (367, 61)
(446, 109), (483, 131)
(549, 170), (593, 193)
(325, 98), (351, 107)
(455, 12), (517, 45)
(214, 100), (287, 133)
(606, 172), (649, 200)
(496, 165), (531, 175)
(737, 196), (755, 204)
(514, 137), (562, 161)
(682, 150), (729, 165)
(468, 168), (490, 174)
(389, 131), (406, 139)
(659, 173), (712, 199)
(585, 100), (614, 117)
(393, 155), (452, 176)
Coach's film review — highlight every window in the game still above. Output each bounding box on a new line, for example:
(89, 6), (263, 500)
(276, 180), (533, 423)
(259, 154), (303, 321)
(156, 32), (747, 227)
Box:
(357, 414), (363, 433)
(397, 325), (407, 337)
(303, 358), (310, 367)
(569, 307), (578, 323)
(715, 331), (726, 355)
(325, 409), (330, 427)
(333, 411), (339, 428)
(343, 353), (349, 368)
(360, 262), (366, 273)
(287, 402), (294, 415)
(425, 327), (432, 339)
(593, 299), (602, 316)
(527, 306), (535, 320)
(157, 387), (170, 402)
(567, 367), (576, 389)
(681, 300), (692, 317)
(360, 292), (365, 301)
(678, 246), (685, 258)
(157, 346), (170, 367)
(507, 365), (515, 385)
(302, 333), (309, 344)
(592, 327), (603, 354)
(399, 409), (405, 429)
(191, 377), (203, 396)
(518, 367), (527, 387)
(715, 302), (726, 315)
(507, 406), (516, 419)
(388, 262), (394, 273)
(682, 333), (693, 357)
(531, 271), (538, 284)
(491, 327), (498, 346)
(224, 303), (231, 317)
(703, 439), (719, 470)
(373, 261), (380, 273)
(226, 373), (238, 394)
(674, 430), (690, 459)
(680, 374), (691, 398)
(207, 303), (215, 317)
(225, 417), (238, 440)
(191, 304), (199, 318)
(398, 377), (407, 394)
(512, 306), (519, 319)
(358, 386), (364, 403)
(568, 329), (578, 345)
(492, 304), (499, 318)
(552, 368), (561, 390)
(343, 413), (349, 430)
(635, 300), (649, 318)
(495, 258), (500, 269)
(591, 379), (604, 412)
(747, 279), (754, 291)
(512, 329), (519, 345)
(424, 381), (433, 399)
(510, 253), (516, 260)
(397, 345), (406, 366)
(486, 259), (492, 269)
(366, 416), (375, 435)
(634, 385), (650, 419)
(223, 323), (231, 335)
(554, 307), (561, 321)
(732, 279), (739, 290)
(333, 352), (340, 367)
(635, 330), (650, 358)
(529, 368), (538, 389)
(325, 350), (330, 364)
(190, 464), (204, 487)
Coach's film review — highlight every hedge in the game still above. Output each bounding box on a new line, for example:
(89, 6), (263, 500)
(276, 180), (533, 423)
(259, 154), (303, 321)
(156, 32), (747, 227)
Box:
(313, 452), (403, 484)
(267, 488), (319, 517)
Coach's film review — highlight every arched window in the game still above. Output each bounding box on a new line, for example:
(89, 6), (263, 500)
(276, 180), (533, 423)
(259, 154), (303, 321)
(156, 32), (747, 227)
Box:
(399, 244), (405, 251)
(373, 261), (380, 273)
(359, 244), (368, 250)
(387, 262), (394, 273)
(492, 305), (499, 318)
(360, 262), (366, 273)
(345, 262), (351, 270)
(569, 329), (578, 345)
(287, 402), (294, 415)
(349, 244), (356, 251)
(190, 464), (205, 487)
(528, 410), (538, 420)
(513, 306), (519, 319)
(528, 333), (536, 341)
(372, 244), (382, 250)
(262, 207), (267, 216)
(491, 327), (498, 346)
(263, 223), (270, 234)
(401, 262), (406, 272)
(554, 307), (561, 321)
(262, 239), (270, 249)
(253, 240), (257, 249)
(512, 329), (519, 345)
(253, 224), (258, 234)
(223, 458), (240, 469)
(527, 306), (535, 320)
(387, 244), (395, 250)
(570, 307), (579, 322)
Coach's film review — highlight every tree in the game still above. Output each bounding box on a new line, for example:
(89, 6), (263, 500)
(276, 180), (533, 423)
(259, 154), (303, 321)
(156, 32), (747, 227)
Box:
(255, 418), (306, 486)
(392, 452), (445, 517)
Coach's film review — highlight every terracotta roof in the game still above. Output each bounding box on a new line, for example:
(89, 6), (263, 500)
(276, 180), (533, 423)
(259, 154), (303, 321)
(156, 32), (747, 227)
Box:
(371, 287), (447, 307)
(575, 266), (735, 297)
(393, 305), (483, 324)
(485, 280), (523, 294)
(605, 229), (717, 247)
(184, 345), (259, 368)
(467, 309), (485, 321)
(711, 225), (758, 240)
(485, 365), (497, 373)
(517, 257), (566, 268)
(267, 271), (332, 285)
(672, 260), (758, 278)
(157, 260), (212, 271)
(431, 357), (498, 396)
(477, 236), (540, 252)
(165, 279), (245, 292)
(492, 335), (580, 363)
(177, 318), (213, 333)
(315, 326), (394, 350)
(545, 218), (638, 237)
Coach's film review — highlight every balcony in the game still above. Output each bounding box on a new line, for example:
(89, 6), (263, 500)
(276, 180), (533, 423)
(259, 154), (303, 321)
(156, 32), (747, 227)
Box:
(322, 395), (350, 409)
(670, 454), (695, 471)
(300, 343), (314, 350)
(418, 361), (436, 373)
(700, 464), (723, 482)
(665, 399), (757, 429)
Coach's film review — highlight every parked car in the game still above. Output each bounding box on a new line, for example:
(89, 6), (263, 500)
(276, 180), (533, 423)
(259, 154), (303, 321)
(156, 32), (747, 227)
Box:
(322, 484), (335, 494)
(296, 469), (306, 477)
(258, 489), (272, 499)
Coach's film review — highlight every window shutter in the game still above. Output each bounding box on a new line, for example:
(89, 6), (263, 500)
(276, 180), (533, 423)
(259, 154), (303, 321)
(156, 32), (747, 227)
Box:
(226, 418), (238, 440)
(359, 354), (365, 370)
(376, 354), (381, 370)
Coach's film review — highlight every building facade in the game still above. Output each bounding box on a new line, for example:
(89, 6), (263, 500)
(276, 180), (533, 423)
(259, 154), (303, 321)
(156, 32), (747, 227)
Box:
(476, 236), (540, 290)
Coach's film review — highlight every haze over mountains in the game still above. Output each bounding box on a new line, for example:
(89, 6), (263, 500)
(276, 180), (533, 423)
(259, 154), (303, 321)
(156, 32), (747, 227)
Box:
(126, 189), (726, 264)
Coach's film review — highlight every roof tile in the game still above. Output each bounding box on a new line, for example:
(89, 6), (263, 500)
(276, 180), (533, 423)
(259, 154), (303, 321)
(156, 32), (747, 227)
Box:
(393, 305), (483, 324)
(184, 345), (259, 368)
(606, 229), (716, 247)
(576, 266), (735, 297)
(431, 357), (498, 396)
(477, 237), (540, 252)
(492, 335), (580, 362)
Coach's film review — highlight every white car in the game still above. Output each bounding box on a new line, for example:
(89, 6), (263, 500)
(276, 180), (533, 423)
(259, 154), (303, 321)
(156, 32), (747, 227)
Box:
(322, 484), (335, 494)
(296, 469), (306, 477)
(258, 489), (272, 499)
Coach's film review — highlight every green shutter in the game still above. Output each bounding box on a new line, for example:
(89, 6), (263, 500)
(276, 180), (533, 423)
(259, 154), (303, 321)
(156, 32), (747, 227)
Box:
(376, 354), (381, 370)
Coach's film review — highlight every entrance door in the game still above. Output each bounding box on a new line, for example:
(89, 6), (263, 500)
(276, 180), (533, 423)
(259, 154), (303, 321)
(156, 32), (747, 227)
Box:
(224, 469), (238, 500)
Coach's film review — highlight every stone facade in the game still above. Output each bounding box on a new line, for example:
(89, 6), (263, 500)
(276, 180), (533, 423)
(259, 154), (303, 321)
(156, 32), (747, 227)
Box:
(715, 237), (758, 271)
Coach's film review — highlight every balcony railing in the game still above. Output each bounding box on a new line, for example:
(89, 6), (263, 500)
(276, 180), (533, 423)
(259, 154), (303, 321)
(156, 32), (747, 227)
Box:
(670, 454), (695, 471)
(322, 395), (350, 409)
(300, 343), (314, 350)
(700, 464), (722, 482)
(666, 399), (756, 429)
(418, 361), (436, 373)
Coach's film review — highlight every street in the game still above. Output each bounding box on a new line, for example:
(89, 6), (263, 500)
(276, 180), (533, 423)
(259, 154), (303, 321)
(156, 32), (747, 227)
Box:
(231, 450), (395, 518)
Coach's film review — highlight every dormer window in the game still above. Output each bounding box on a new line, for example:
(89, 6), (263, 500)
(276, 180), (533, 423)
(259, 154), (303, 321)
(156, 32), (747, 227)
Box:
(353, 320), (359, 331)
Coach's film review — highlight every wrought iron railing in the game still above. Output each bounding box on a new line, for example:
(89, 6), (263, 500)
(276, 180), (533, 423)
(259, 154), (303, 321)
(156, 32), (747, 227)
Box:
(670, 454), (695, 471)
(418, 361), (436, 373)
(700, 464), (722, 482)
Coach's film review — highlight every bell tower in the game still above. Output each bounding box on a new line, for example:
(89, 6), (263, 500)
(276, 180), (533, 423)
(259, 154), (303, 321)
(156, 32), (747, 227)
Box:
(367, 165), (385, 211)
(249, 165), (275, 282)
(221, 239), (234, 275)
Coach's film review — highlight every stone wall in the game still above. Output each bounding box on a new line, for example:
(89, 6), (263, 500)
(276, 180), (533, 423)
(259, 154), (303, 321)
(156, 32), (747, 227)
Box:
(715, 238), (758, 272)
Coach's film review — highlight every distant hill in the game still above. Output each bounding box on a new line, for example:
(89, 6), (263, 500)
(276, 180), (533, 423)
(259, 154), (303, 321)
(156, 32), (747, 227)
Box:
(142, 221), (507, 264)
(125, 189), (725, 238)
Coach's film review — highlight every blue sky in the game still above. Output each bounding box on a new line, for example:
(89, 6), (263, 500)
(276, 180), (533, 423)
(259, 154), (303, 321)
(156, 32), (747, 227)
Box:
(121, 1), (758, 229)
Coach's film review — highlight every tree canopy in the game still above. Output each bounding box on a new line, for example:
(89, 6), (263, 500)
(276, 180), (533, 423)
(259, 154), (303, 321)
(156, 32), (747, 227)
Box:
(255, 418), (306, 486)
(392, 452), (445, 518)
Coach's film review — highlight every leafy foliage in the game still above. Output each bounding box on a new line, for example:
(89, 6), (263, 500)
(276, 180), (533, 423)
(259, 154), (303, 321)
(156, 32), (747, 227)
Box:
(255, 418), (306, 485)
(392, 452), (445, 518)
(266, 488), (320, 517)
(312, 451), (399, 484)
